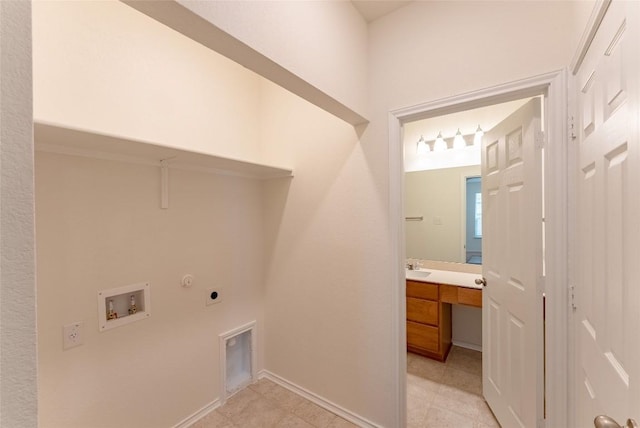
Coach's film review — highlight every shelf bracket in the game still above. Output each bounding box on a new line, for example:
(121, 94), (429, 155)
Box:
(160, 159), (169, 209)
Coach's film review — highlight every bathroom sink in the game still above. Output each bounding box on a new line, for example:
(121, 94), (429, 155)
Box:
(405, 269), (431, 279)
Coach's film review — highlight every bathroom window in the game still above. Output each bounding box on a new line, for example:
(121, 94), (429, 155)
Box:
(474, 193), (482, 238)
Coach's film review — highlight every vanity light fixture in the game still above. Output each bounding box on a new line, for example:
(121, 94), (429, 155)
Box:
(474, 125), (484, 146)
(453, 128), (466, 149)
(416, 135), (430, 154)
(433, 131), (447, 152)
(416, 127), (482, 154)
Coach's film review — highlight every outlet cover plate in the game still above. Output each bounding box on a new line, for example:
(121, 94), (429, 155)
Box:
(63, 322), (84, 350)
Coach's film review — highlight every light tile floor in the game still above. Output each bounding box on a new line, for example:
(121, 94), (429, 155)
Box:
(193, 378), (358, 428)
(194, 346), (499, 428)
(407, 346), (500, 428)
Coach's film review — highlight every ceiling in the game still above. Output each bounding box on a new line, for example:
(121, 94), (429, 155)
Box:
(351, 1), (413, 23)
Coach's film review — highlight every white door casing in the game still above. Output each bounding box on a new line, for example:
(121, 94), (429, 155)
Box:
(572, 0), (640, 426)
(482, 97), (543, 427)
(389, 70), (568, 428)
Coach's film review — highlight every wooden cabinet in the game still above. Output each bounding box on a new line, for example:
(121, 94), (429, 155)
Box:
(406, 280), (483, 361)
(440, 284), (482, 308)
(406, 280), (452, 361)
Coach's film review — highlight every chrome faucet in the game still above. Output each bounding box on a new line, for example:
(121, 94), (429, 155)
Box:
(406, 262), (415, 270)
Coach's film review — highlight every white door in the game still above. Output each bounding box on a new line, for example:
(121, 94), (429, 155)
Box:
(572, 1), (640, 426)
(482, 97), (543, 427)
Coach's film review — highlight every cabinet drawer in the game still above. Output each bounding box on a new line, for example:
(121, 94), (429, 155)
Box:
(439, 284), (482, 308)
(459, 287), (482, 307)
(407, 321), (439, 352)
(407, 297), (438, 325)
(440, 284), (458, 304)
(406, 280), (438, 301)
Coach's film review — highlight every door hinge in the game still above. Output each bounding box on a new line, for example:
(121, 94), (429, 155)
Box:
(535, 130), (546, 149)
(569, 115), (577, 140)
(570, 284), (577, 311)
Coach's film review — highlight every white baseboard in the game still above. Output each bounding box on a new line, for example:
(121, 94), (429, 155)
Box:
(259, 370), (382, 428)
(172, 398), (221, 428)
(452, 340), (483, 352)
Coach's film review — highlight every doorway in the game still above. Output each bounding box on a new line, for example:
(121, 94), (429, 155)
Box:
(404, 96), (543, 425)
(389, 71), (569, 428)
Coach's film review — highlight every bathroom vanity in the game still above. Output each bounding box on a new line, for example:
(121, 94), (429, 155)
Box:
(406, 269), (482, 361)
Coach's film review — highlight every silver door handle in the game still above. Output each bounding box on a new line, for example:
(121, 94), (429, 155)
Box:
(594, 415), (639, 428)
(475, 277), (487, 287)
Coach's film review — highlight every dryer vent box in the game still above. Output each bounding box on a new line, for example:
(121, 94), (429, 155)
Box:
(219, 321), (257, 402)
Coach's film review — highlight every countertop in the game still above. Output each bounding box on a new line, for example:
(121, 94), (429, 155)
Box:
(405, 268), (483, 290)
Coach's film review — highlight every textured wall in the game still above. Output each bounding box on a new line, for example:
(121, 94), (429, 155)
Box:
(0, 1), (38, 426)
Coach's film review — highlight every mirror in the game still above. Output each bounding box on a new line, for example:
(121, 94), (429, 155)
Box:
(402, 97), (536, 267)
(405, 165), (481, 264)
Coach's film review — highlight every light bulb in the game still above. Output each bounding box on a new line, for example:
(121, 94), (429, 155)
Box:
(416, 136), (430, 155)
(433, 132), (447, 152)
(474, 125), (484, 147)
(453, 128), (465, 149)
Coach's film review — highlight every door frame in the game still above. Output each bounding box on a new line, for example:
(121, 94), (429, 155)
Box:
(388, 70), (569, 428)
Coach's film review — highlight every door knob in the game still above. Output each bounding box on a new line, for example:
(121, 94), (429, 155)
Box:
(594, 415), (639, 428)
(475, 277), (487, 287)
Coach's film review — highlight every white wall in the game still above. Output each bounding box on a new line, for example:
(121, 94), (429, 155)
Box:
(0, 1), (38, 426)
(369, 1), (594, 110)
(33, 0), (263, 164)
(175, 0), (369, 119)
(33, 2), (270, 426)
(36, 152), (266, 428)
(33, 2), (386, 426)
(260, 79), (391, 425)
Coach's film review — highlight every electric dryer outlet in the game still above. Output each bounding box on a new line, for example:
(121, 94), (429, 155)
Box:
(206, 288), (223, 306)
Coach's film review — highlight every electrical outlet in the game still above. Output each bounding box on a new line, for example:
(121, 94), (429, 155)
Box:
(63, 322), (84, 350)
